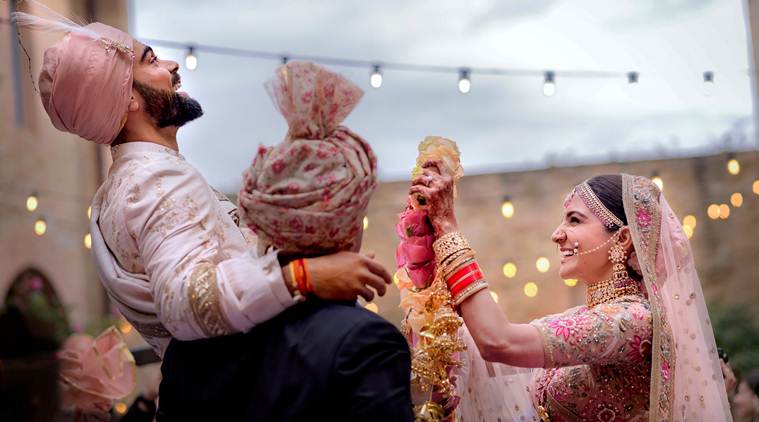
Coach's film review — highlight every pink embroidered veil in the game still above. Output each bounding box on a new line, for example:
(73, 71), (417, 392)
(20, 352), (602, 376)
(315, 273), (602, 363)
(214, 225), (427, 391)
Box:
(454, 174), (731, 421)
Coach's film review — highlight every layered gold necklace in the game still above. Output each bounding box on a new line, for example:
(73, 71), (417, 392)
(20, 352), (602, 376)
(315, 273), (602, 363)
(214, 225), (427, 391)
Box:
(586, 277), (641, 307)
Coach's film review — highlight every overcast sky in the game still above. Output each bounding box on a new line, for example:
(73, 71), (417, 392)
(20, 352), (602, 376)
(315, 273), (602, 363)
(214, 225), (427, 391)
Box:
(132, 0), (755, 192)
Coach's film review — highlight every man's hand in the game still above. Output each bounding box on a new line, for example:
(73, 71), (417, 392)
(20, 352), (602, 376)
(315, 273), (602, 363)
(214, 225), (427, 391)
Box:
(308, 251), (392, 302)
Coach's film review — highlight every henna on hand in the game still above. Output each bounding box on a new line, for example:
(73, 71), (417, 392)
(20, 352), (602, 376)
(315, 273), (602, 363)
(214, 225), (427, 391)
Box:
(409, 160), (459, 236)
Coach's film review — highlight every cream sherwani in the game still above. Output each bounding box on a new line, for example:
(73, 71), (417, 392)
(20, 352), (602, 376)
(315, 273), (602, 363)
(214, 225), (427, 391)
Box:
(89, 142), (296, 357)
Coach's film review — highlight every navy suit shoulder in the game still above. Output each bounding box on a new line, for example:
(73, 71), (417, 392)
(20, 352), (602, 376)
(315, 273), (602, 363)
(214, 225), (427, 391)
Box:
(157, 300), (412, 422)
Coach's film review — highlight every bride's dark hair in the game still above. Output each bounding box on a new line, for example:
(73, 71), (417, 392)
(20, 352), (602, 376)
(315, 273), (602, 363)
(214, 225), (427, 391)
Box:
(586, 174), (627, 232)
(586, 174), (643, 281)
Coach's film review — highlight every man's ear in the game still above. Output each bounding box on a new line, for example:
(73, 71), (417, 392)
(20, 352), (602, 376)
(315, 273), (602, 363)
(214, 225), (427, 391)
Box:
(128, 94), (140, 112)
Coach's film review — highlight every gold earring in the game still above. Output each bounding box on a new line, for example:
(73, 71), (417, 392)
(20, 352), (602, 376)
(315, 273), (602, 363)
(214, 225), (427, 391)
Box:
(608, 238), (629, 281)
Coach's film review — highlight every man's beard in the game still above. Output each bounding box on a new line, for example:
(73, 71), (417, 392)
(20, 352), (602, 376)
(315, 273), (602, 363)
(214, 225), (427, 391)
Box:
(133, 80), (203, 128)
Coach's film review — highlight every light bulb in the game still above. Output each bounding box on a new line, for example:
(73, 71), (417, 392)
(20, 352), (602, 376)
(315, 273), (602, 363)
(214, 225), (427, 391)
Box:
(651, 173), (663, 191)
(536, 257), (550, 273)
(458, 69), (471, 94)
(727, 158), (740, 175)
(707, 204), (720, 220)
(26, 193), (38, 212)
(500, 196), (515, 218)
(185, 47), (198, 71)
(730, 193), (743, 208)
(719, 204), (730, 220)
(370, 65), (383, 89)
(683, 225), (694, 239)
(502, 262), (517, 279)
(34, 217), (47, 236)
(543, 71), (556, 97)
(753, 180), (759, 195)
(682, 215), (696, 229)
(523, 282), (538, 298)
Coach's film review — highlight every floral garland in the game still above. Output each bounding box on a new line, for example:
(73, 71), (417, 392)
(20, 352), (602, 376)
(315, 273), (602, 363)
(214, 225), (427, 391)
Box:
(396, 137), (466, 421)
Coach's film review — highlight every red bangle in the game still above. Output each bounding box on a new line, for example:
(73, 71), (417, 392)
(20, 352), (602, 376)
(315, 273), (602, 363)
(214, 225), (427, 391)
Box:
(450, 272), (484, 297)
(293, 258), (313, 295)
(446, 262), (481, 288)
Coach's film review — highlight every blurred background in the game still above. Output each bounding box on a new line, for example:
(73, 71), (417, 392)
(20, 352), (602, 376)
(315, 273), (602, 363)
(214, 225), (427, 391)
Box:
(2, 0), (759, 419)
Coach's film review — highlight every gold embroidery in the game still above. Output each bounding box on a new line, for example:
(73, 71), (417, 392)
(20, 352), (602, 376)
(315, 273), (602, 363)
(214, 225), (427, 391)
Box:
(129, 320), (172, 338)
(187, 262), (234, 337)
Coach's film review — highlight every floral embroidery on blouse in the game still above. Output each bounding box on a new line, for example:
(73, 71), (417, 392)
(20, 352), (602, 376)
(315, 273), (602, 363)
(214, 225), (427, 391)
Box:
(531, 295), (653, 421)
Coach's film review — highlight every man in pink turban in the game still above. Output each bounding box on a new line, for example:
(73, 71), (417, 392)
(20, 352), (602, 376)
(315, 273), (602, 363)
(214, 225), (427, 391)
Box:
(13, 0), (394, 409)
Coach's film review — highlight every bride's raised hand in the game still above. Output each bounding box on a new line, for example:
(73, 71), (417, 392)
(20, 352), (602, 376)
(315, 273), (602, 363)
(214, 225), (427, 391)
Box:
(409, 160), (459, 236)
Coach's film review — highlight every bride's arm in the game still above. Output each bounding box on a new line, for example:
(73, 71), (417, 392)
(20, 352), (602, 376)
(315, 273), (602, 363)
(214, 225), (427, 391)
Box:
(457, 290), (544, 367)
(409, 160), (545, 368)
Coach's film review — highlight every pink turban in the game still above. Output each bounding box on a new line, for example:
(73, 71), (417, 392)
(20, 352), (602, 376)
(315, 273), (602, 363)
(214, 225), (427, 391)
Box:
(37, 22), (134, 144)
(239, 61), (377, 254)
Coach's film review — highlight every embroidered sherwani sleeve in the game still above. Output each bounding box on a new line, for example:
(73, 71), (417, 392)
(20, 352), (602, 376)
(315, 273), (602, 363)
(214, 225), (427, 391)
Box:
(124, 160), (296, 340)
(530, 301), (653, 368)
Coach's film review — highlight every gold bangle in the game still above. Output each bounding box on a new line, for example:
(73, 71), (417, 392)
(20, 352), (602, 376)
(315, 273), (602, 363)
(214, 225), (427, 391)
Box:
(442, 252), (476, 277)
(453, 280), (488, 306)
(440, 248), (472, 269)
(433, 232), (471, 264)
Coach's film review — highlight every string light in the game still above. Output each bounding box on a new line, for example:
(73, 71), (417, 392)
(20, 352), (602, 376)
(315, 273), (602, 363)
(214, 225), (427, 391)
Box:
(719, 204), (730, 220)
(500, 196), (515, 219)
(707, 204), (720, 220)
(370, 65), (383, 89)
(543, 71), (556, 97)
(683, 215), (697, 229)
(83, 233), (92, 249)
(703, 71), (715, 97)
(753, 180), (759, 195)
(502, 262), (517, 279)
(651, 172), (664, 191)
(365, 303), (379, 313)
(34, 217), (47, 236)
(457, 68), (471, 94)
(25, 192), (38, 212)
(87, 206), (92, 219)
(363, 216), (369, 230)
(490, 291), (499, 303)
(627, 71), (639, 84)
(564, 278), (578, 287)
(683, 225), (694, 239)
(726, 155), (740, 175)
(523, 282), (538, 298)
(536, 257), (550, 273)
(184, 46), (198, 71)
(730, 192), (743, 208)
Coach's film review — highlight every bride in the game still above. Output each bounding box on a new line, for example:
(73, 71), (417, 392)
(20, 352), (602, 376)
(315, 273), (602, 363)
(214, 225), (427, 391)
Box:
(410, 167), (732, 421)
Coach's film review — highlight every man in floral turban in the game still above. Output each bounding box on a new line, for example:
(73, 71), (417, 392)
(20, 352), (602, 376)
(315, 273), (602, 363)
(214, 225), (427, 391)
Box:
(159, 62), (412, 421)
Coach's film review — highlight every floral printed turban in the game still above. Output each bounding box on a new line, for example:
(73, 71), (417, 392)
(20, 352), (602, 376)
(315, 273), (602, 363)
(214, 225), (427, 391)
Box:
(239, 61), (377, 254)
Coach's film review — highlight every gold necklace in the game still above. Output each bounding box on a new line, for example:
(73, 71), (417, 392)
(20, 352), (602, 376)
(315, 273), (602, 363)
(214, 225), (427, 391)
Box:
(586, 277), (641, 307)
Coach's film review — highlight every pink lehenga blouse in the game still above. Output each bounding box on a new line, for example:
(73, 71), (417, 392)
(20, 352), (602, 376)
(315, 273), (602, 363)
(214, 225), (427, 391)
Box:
(531, 293), (652, 421)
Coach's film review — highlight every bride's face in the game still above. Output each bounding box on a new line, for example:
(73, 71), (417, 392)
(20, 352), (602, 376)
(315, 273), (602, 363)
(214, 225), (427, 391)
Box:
(551, 194), (615, 283)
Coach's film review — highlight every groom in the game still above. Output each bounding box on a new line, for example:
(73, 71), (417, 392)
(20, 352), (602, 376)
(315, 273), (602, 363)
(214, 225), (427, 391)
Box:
(14, 7), (410, 420)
